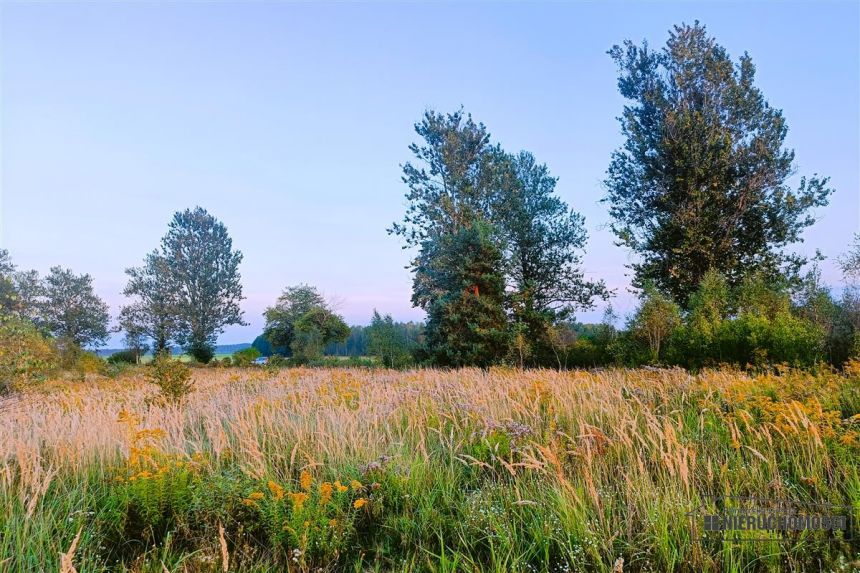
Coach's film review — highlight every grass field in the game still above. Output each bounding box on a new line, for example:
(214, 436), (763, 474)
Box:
(1, 366), (858, 572)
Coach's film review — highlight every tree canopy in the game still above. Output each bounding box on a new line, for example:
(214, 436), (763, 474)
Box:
(604, 22), (832, 306)
(38, 267), (110, 348)
(161, 207), (245, 362)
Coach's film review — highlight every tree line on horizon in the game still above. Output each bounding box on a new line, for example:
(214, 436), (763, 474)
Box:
(2, 22), (860, 382)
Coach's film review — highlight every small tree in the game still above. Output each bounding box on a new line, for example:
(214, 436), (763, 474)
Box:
(264, 285), (328, 355)
(232, 346), (261, 367)
(630, 286), (681, 363)
(367, 310), (413, 368)
(38, 267), (110, 350)
(0, 316), (58, 393)
(120, 251), (180, 355)
(291, 306), (350, 361)
(264, 285), (348, 361)
(147, 355), (193, 404)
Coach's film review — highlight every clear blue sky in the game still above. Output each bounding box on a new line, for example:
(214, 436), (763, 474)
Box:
(1, 1), (858, 346)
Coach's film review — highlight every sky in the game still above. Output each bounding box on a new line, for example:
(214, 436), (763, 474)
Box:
(1, 1), (858, 346)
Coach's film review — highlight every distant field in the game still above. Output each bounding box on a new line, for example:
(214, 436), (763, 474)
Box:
(1, 367), (858, 572)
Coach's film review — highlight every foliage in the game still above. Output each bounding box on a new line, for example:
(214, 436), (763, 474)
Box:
(0, 315), (58, 393)
(604, 22), (833, 306)
(292, 306), (350, 361)
(391, 110), (610, 367)
(421, 221), (511, 367)
(38, 266), (110, 348)
(146, 355), (193, 403)
(839, 233), (860, 283)
(367, 310), (414, 368)
(119, 251), (180, 355)
(263, 284), (328, 354)
(161, 207), (246, 362)
(232, 346), (261, 367)
(107, 349), (140, 365)
(629, 285), (682, 363)
(264, 285), (349, 361)
(500, 151), (609, 362)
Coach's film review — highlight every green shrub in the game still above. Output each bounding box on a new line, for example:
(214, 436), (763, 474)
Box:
(0, 316), (58, 392)
(146, 355), (193, 403)
(107, 349), (139, 365)
(232, 346), (261, 367)
(187, 342), (215, 364)
(74, 351), (107, 376)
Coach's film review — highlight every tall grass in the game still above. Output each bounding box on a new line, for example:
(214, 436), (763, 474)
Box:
(1, 366), (858, 572)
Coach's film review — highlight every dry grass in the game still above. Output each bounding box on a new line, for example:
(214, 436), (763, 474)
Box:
(1, 366), (858, 572)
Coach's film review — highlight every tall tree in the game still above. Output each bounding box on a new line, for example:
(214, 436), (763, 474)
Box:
(499, 151), (609, 360)
(119, 251), (180, 354)
(604, 22), (833, 306)
(390, 110), (511, 365)
(161, 207), (245, 362)
(38, 266), (110, 348)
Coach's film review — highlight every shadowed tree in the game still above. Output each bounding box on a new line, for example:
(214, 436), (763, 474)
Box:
(604, 22), (833, 306)
(390, 110), (512, 365)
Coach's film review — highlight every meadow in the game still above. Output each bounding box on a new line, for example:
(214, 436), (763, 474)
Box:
(1, 366), (858, 572)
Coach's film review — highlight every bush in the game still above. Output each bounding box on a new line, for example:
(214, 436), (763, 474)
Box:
(146, 355), (193, 403)
(187, 342), (215, 364)
(0, 316), (58, 393)
(107, 349), (139, 365)
(232, 346), (261, 367)
(74, 351), (107, 376)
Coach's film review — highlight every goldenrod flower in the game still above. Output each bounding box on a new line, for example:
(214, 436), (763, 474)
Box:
(328, 518), (338, 527)
(353, 498), (368, 509)
(268, 480), (285, 500)
(248, 491), (265, 500)
(334, 480), (348, 493)
(350, 479), (363, 491)
(300, 470), (313, 492)
(242, 499), (259, 508)
(319, 481), (333, 504)
(289, 492), (309, 510)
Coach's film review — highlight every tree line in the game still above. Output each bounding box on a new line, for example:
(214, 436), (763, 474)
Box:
(2, 21), (859, 378)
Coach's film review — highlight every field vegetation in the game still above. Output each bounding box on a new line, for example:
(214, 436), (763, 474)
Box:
(1, 366), (858, 572)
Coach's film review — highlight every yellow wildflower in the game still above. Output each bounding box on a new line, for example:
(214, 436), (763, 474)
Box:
(328, 518), (338, 528)
(319, 482), (333, 504)
(268, 480), (285, 500)
(242, 499), (259, 508)
(289, 492), (309, 510)
(353, 498), (368, 509)
(300, 470), (313, 492)
(247, 491), (265, 500)
(334, 480), (348, 493)
(350, 479), (363, 491)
